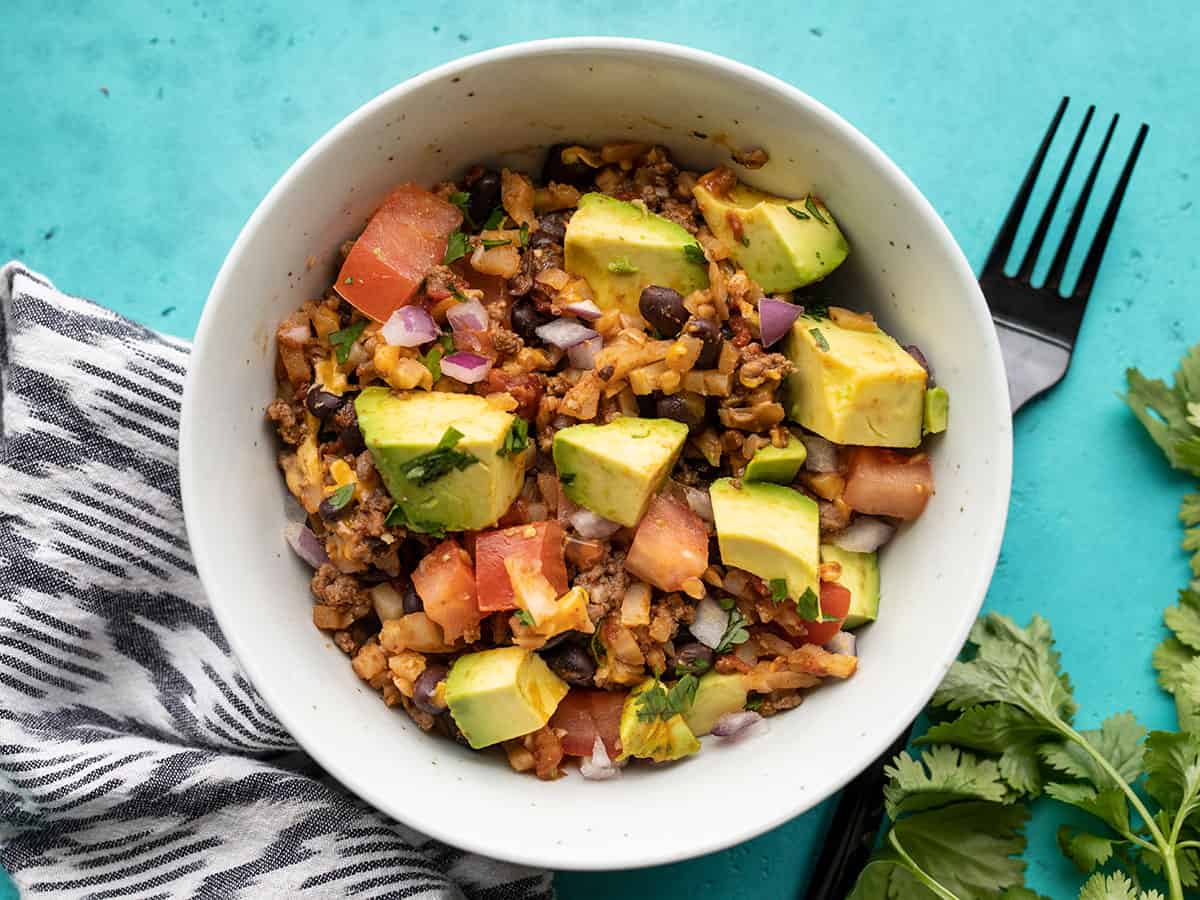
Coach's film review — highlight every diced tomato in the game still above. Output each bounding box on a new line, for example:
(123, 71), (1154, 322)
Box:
(549, 689), (626, 757)
(842, 447), (934, 520)
(336, 185), (462, 322)
(478, 370), (543, 421)
(800, 581), (853, 646)
(624, 494), (709, 591)
(474, 521), (569, 613)
(411, 539), (481, 643)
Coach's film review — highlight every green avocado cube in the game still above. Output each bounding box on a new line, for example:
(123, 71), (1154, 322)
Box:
(783, 315), (928, 448)
(923, 386), (949, 435)
(355, 387), (527, 532)
(743, 435), (808, 484)
(709, 478), (820, 604)
(564, 193), (709, 317)
(820, 544), (881, 630)
(694, 182), (849, 293)
(682, 672), (749, 737)
(552, 417), (688, 527)
(444, 647), (568, 749)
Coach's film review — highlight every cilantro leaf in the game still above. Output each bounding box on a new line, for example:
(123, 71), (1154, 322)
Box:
(1039, 711), (1146, 786)
(1044, 782), (1132, 834)
(786, 205), (811, 221)
(810, 327), (830, 352)
(683, 243), (706, 266)
(714, 608), (750, 654)
(1169, 656), (1200, 734)
(443, 229), (470, 264)
(481, 238), (511, 249)
(1057, 825), (1119, 874)
(1079, 872), (1166, 900)
(519, 222), (530, 248)
(667, 674), (699, 715)
(845, 854), (932, 900)
(397, 427), (477, 486)
(1165, 588), (1200, 652)
(419, 344), (445, 381)
(883, 746), (1009, 819)
(514, 609), (535, 627)
(805, 194), (829, 225)
(328, 320), (367, 364)
(383, 504), (445, 538)
(1124, 343), (1200, 478)
(481, 206), (505, 230)
(498, 418), (530, 457)
(769, 577), (789, 602)
(634, 682), (673, 722)
(1154, 637), (1199, 694)
(795, 586), (821, 620)
(1143, 730), (1200, 824)
(448, 190), (471, 220)
(917, 701), (1052, 794)
(607, 256), (639, 274)
(324, 482), (355, 512)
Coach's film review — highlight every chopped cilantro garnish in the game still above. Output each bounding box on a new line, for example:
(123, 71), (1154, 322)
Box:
(481, 207), (505, 230)
(481, 238), (511, 249)
(805, 194), (829, 225)
(514, 609), (536, 627)
(675, 656), (711, 678)
(419, 345), (444, 381)
(786, 205), (811, 221)
(805, 301), (830, 319)
(559, 472), (576, 486)
(328, 320), (367, 364)
(397, 426), (477, 486)
(745, 695), (763, 712)
(714, 608), (750, 654)
(519, 222), (530, 248)
(383, 504), (445, 537)
(443, 230), (470, 264)
(634, 675), (699, 722)
(683, 243), (707, 266)
(769, 577), (789, 602)
(795, 586), (821, 620)
(607, 256), (639, 274)
(810, 327), (830, 352)
(448, 190), (470, 214)
(325, 482), (355, 511)
(343, 276), (354, 285)
(717, 596), (736, 611)
(498, 418), (530, 457)
(590, 630), (607, 663)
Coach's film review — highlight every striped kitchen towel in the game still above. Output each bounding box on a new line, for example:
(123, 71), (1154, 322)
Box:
(0, 264), (554, 900)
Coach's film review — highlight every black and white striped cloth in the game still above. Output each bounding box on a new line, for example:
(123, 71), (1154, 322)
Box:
(0, 264), (555, 900)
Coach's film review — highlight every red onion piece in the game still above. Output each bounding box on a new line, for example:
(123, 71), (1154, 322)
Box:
(284, 523), (329, 569)
(831, 516), (896, 553)
(825, 631), (858, 656)
(690, 596), (728, 650)
(381, 305), (440, 347)
(440, 351), (493, 384)
(446, 297), (488, 333)
(579, 735), (620, 780)
(903, 344), (935, 386)
(562, 299), (603, 321)
(711, 710), (768, 740)
(568, 507), (622, 540)
(536, 318), (598, 349)
(567, 335), (602, 370)
(800, 433), (839, 472)
(758, 297), (803, 348)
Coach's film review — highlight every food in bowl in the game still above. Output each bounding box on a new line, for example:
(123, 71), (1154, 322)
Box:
(266, 141), (948, 780)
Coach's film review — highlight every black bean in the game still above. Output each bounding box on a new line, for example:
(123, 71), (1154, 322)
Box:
(305, 386), (345, 419)
(532, 210), (571, 247)
(401, 577), (424, 614)
(655, 392), (707, 429)
(639, 285), (689, 338)
(672, 641), (714, 675)
(318, 495), (352, 522)
(413, 663), (450, 714)
(542, 642), (596, 686)
(541, 143), (594, 189)
(468, 171), (501, 228)
(339, 424), (365, 454)
(510, 299), (547, 343)
(684, 317), (722, 369)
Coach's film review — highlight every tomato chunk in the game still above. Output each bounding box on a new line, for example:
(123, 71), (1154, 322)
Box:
(474, 521), (569, 613)
(549, 689), (627, 757)
(842, 447), (934, 520)
(800, 581), (853, 646)
(336, 184), (462, 322)
(411, 539), (481, 643)
(624, 494), (709, 592)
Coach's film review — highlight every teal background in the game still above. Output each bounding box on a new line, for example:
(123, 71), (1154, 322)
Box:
(2, 1), (1198, 897)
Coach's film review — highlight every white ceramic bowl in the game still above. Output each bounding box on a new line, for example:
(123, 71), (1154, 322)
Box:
(181, 38), (1012, 870)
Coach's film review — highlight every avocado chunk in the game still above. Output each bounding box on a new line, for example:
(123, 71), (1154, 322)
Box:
(682, 672), (749, 737)
(564, 193), (709, 316)
(924, 386), (949, 436)
(820, 544), (881, 630)
(743, 435), (807, 483)
(617, 678), (701, 763)
(552, 417), (688, 527)
(709, 478), (820, 605)
(444, 646), (569, 749)
(783, 315), (928, 448)
(693, 181), (848, 293)
(356, 387), (527, 532)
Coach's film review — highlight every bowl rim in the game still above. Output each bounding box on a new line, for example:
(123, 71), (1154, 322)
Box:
(181, 36), (1012, 870)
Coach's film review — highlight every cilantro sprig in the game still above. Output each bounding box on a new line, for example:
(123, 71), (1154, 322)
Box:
(714, 608), (750, 654)
(634, 675), (700, 722)
(328, 320), (367, 364)
(443, 230), (470, 265)
(397, 426), (477, 486)
(498, 418), (529, 457)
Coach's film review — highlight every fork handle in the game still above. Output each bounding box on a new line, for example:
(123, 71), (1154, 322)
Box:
(802, 726), (913, 899)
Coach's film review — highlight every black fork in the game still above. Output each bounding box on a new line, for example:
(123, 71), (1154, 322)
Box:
(804, 97), (1148, 899)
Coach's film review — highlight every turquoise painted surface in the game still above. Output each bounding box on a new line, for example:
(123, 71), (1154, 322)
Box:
(2, 1), (1198, 897)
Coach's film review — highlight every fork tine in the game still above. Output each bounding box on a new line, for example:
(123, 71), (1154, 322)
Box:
(1015, 105), (1094, 282)
(1070, 122), (1149, 301)
(1043, 114), (1118, 294)
(981, 96), (1069, 277)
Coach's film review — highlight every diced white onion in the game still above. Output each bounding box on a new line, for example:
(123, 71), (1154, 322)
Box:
(690, 595), (729, 649)
(831, 517), (896, 553)
(568, 507), (622, 540)
(536, 318), (598, 349)
(825, 631), (858, 656)
(580, 735), (620, 780)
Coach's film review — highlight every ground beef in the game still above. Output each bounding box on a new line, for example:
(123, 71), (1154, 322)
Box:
(758, 690), (802, 717)
(818, 499), (852, 533)
(311, 563), (368, 611)
(267, 397), (307, 446)
(492, 328), (522, 356)
(657, 198), (700, 234)
(328, 490), (401, 575)
(575, 548), (630, 624)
